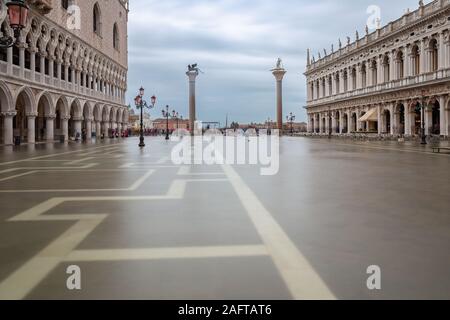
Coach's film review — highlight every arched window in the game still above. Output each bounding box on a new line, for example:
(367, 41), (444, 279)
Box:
(113, 23), (119, 50)
(93, 3), (101, 35)
(61, 0), (69, 10)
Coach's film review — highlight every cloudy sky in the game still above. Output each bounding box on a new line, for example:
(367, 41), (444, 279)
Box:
(127, 0), (426, 124)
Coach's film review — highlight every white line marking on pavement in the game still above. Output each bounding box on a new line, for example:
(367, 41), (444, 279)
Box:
(128, 170), (155, 190)
(64, 157), (96, 165)
(0, 163), (99, 174)
(65, 245), (269, 262)
(222, 164), (336, 300)
(177, 166), (225, 176)
(0, 169), (155, 193)
(0, 145), (122, 166)
(0, 171), (38, 182)
(0, 216), (107, 300)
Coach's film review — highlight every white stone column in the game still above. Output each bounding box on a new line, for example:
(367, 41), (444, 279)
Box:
(18, 42), (25, 78)
(420, 39), (427, 74)
(377, 105), (382, 134)
(272, 67), (287, 131)
(46, 115), (55, 141)
(439, 95), (446, 136)
(331, 113), (336, 134)
(446, 100), (450, 137)
(61, 116), (69, 141)
(73, 118), (82, 139)
(6, 46), (13, 75)
(86, 119), (92, 139)
(30, 49), (36, 82)
(2, 112), (16, 145)
(48, 56), (54, 80)
(186, 69), (200, 134)
(56, 59), (62, 80)
(424, 105), (432, 135)
(404, 104), (411, 136)
(40, 53), (46, 84)
(96, 121), (102, 137)
(27, 114), (37, 144)
(439, 32), (445, 70)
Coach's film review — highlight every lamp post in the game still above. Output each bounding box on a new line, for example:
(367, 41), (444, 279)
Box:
(134, 87), (156, 148)
(162, 106), (180, 140)
(0, 0), (29, 49)
(286, 112), (295, 136)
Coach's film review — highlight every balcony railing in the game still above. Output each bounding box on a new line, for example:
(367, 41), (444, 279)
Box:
(307, 68), (450, 106)
(0, 60), (124, 105)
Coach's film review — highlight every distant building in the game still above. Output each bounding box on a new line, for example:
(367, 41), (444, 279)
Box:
(153, 118), (189, 131)
(305, 0), (450, 138)
(0, 0), (130, 145)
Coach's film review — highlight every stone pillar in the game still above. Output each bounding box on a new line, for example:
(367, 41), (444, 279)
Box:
(27, 113), (38, 144)
(46, 115), (55, 141)
(424, 105), (432, 135)
(420, 39), (427, 74)
(56, 59), (62, 80)
(73, 118), (82, 139)
(96, 121), (102, 137)
(64, 63), (69, 82)
(48, 56), (54, 80)
(404, 102), (411, 136)
(18, 42), (26, 78)
(439, 95), (446, 136)
(186, 68), (199, 135)
(272, 66), (287, 131)
(446, 100), (450, 137)
(61, 116), (69, 141)
(6, 46), (13, 75)
(86, 119), (92, 139)
(40, 53), (46, 84)
(331, 113), (336, 134)
(30, 49), (36, 81)
(390, 104), (396, 135)
(377, 105), (382, 135)
(2, 112), (16, 145)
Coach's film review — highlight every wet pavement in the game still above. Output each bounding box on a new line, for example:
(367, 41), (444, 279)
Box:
(0, 137), (449, 299)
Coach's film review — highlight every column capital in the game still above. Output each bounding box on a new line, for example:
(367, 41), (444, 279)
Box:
(46, 114), (57, 120)
(1, 111), (17, 117)
(26, 112), (39, 118)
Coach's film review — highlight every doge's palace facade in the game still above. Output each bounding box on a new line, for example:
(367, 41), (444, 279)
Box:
(0, 0), (129, 145)
(305, 0), (450, 139)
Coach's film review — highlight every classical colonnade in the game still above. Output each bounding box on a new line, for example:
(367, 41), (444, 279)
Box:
(0, 81), (129, 145)
(307, 33), (449, 101)
(308, 94), (450, 137)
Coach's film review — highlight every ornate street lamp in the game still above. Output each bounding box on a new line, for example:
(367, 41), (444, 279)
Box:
(286, 112), (296, 136)
(162, 106), (180, 140)
(0, 0), (29, 49)
(134, 86), (156, 148)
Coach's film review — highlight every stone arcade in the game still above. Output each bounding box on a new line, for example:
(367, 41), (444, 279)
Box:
(305, 0), (450, 139)
(0, 0), (130, 145)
